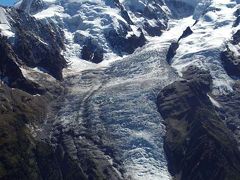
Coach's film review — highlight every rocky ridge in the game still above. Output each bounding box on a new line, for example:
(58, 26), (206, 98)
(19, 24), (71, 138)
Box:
(157, 66), (240, 180)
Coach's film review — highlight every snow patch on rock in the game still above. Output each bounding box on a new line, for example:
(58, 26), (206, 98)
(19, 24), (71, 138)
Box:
(0, 7), (14, 38)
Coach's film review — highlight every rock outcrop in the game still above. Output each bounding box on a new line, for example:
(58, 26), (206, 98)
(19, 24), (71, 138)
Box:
(0, 83), (90, 180)
(105, 28), (146, 55)
(81, 38), (104, 64)
(221, 29), (240, 78)
(215, 82), (240, 147)
(157, 66), (240, 180)
(166, 26), (193, 63)
(221, 6), (240, 78)
(1, 7), (66, 81)
(0, 36), (43, 94)
(10, 8), (66, 80)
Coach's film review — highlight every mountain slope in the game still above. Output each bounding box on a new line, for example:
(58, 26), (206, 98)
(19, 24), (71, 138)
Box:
(0, 0), (240, 180)
(18, 0), (171, 63)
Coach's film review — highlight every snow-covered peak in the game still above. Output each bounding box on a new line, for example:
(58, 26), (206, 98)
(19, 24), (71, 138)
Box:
(26, 0), (170, 64)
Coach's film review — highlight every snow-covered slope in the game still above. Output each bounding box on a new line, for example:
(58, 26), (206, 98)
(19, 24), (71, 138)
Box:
(16, 0), (171, 64)
(170, 0), (240, 94)
(0, 7), (14, 38)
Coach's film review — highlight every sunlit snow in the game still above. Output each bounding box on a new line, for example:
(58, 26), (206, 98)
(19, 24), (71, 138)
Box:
(171, 0), (239, 94)
(0, 7), (14, 37)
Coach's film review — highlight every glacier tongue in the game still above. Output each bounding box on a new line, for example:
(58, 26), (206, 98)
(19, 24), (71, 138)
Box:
(56, 16), (196, 179)
(8, 0), (239, 179)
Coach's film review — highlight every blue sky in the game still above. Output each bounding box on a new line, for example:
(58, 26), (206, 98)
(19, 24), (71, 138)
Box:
(0, 0), (16, 6)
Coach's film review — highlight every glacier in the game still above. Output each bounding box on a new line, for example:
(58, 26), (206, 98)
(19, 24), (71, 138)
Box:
(55, 16), (202, 179)
(2, 0), (239, 179)
(55, 0), (240, 179)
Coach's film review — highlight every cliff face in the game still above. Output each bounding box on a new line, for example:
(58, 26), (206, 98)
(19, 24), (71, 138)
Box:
(157, 66), (240, 180)
(0, 84), (46, 180)
(0, 84), (90, 180)
(0, 36), (43, 94)
(10, 9), (66, 80)
(221, 28), (240, 78)
(1, 7), (66, 81)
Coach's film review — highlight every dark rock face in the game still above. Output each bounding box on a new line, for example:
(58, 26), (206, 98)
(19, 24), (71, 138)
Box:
(221, 30), (240, 78)
(157, 66), (240, 180)
(102, 10), (147, 56)
(81, 39), (104, 64)
(232, 29), (240, 45)
(166, 42), (179, 63)
(0, 36), (43, 94)
(29, 0), (45, 14)
(182, 66), (212, 92)
(166, 26), (193, 63)
(105, 28), (146, 55)
(214, 82), (240, 147)
(178, 26), (193, 41)
(233, 8), (240, 27)
(0, 84), (88, 180)
(17, 0), (44, 14)
(221, 50), (240, 78)
(7, 8), (66, 80)
(47, 123), (123, 180)
(143, 21), (164, 36)
(0, 84), (45, 179)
